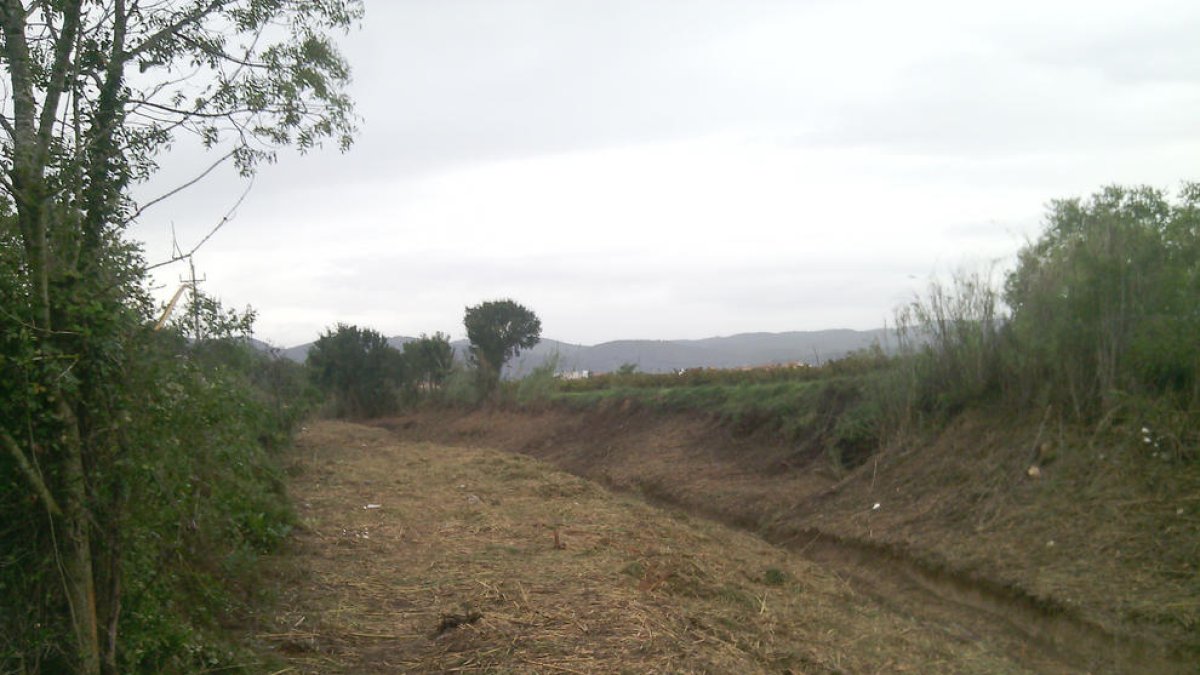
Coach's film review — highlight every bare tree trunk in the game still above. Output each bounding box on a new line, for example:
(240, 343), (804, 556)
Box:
(60, 409), (102, 675)
(1, 2), (102, 669)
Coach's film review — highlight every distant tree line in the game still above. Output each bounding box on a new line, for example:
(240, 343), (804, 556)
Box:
(307, 299), (541, 416)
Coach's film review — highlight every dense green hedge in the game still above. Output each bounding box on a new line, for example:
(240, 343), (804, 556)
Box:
(1, 311), (314, 671)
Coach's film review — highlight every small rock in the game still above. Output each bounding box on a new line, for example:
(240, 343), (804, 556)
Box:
(1046, 540), (1055, 547)
(1027, 465), (1042, 478)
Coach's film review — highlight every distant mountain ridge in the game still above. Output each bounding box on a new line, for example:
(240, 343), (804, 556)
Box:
(275, 329), (889, 375)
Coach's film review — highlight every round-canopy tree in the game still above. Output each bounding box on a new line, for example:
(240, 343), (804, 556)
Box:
(464, 300), (541, 388)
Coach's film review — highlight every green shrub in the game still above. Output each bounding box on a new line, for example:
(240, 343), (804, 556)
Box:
(306, 324), (404, 418)
(517, 354), (561, 405)
(829, 399), (882, 469)
(440, 364), (487, 407)
(1004, 184), (1200, 417)
(866, 183), (1200, 456)
(1, 297), (308, 672)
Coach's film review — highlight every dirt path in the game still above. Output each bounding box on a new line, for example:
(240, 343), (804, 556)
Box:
(254, 420), (1054, 673)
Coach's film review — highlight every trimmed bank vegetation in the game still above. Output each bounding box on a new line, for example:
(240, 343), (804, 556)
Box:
(547, 184), (1200, 468)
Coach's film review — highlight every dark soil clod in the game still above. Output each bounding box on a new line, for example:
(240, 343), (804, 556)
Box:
(433, 611), (482, 637)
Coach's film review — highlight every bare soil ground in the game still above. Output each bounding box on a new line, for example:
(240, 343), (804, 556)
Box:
(250, 420), (1062, 673)
(377, 406), (1199, 673)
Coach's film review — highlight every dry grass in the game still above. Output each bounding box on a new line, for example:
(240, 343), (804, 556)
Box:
(388, 408), (1200, 655)
(804, 414), (1200, 649)
(253, 420), (1031, 673)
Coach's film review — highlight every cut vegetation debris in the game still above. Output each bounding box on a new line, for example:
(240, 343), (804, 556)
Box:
(383, 407), (1199, 673)
(252, 420), (1040, 673)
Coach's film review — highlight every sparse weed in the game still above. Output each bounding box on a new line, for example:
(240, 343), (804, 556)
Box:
(762, 568), (790, 586)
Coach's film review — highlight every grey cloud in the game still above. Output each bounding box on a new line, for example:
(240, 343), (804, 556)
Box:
(128, 1), (1200, 347)
(138, 0), (1200, 205)
(816, 57), (1199, 156)
(994, 6), (1200, 86)
(333, 2), (828, 173)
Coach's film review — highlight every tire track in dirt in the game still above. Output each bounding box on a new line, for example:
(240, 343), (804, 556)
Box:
(788, 531), (1190, 675)
(637, 484), (1192, 675)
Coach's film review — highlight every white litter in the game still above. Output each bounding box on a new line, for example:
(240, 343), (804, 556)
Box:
(364, 504), (382, 510)
(872, 503), (881, 511)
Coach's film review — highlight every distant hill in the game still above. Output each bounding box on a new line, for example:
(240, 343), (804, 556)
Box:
(277, 329), (889, 375)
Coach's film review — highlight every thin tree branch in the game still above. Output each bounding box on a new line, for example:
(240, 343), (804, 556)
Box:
(125, 0), (228, 60)
(143, 175), (253, 272)
(129, 146), (235, 220)
(2, 428), (62, 517)
(128, 98), (262, 119)
(176, 32), (270, 69)
(36, 0), (83, 148)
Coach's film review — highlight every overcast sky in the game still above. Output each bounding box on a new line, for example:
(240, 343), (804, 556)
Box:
(129, 0), (1200, 348)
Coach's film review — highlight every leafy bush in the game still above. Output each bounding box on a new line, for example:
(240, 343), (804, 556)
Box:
(439, 364), (487, 407)
(402, 333), (455, 394)
(306, 324), (404, 418)
(874, 183), (1200, 454)
(1, 293), (310, 672)
(110, 332), (300, 669)
(1004, 184), (1200, 417)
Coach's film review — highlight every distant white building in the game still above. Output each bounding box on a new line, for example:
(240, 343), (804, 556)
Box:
(556, 370), (591, 380)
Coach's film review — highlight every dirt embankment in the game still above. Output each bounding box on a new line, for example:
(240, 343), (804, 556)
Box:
(255, 420), (1050, 673)
(379, 405), (1200, 673)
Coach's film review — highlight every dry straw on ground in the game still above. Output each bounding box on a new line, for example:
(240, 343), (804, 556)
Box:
(251, 420), (1033, 673)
